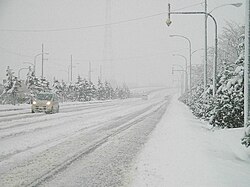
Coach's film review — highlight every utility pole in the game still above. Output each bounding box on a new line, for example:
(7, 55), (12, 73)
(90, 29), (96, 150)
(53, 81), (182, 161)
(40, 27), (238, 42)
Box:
(99, 65), (102, 81)
(41, 43), (44, 79)
(204, 0), (208, 90)
(243, 0), (250, 147)
(41, 44), (49, 79)
(70, 55), (73, 82)
(103, 0), (113, 81)
(189, 39), (192, 95)
(88, 61), (92, 82)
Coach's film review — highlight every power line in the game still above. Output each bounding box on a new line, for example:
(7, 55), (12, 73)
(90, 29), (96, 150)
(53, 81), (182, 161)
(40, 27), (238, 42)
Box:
(0, 44), (188, 64)
(50, 48), (188, 65)
(0, 2), (203, 33)
(0, 46), (33, 58)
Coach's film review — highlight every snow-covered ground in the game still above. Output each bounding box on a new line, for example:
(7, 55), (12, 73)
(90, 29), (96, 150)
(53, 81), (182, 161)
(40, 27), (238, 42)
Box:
(131, 95), (250, 187)
(1, 89), (249, 187)
(0, 88), (172, 186)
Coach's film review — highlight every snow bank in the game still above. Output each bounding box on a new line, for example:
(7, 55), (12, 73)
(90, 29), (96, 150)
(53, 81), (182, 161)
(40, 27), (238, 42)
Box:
(131, 95), (250, 187)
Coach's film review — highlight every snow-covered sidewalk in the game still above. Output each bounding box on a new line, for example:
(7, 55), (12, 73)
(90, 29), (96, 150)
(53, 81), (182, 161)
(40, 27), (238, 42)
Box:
(131, 95), (250, 187)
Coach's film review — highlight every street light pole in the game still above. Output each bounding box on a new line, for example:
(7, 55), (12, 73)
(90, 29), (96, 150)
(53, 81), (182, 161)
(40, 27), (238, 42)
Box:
(167, 9), (217, 97)
(42, 43), (44, 79)
(167, 3), (242, 97)
(23, 62), (34, 73)
(71, 55), (73, 82)
(208, 3), (243, 96)
(204, 0), (208, 90)
(243, 0), (250, 146)
(192, 48), (204, 55)
(173, 54), (188, 93)
(170, 34), (192, 95)
(18, 66), (30, 79)
(207, 2), (242, 93)
(212, 16), (218, 97)
(172, 65), (185, 95)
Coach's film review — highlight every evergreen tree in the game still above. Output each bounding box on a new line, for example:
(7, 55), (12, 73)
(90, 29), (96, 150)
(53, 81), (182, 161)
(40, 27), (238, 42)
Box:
(85, 80), (96, 101)
(26, 67), (40, 97)
(179, 21), (244, 129)
(39, 78), (51, 92)
(52, 79), (64, 101)
(60, 80), (68, 102)
(0, 66), (21, 105)
(89, 81), (96, 100)
(104, 81), (112, 100)
(75, 76), (84, 101)
(97, 79), (105, 100)
(66, 82), (76, 101)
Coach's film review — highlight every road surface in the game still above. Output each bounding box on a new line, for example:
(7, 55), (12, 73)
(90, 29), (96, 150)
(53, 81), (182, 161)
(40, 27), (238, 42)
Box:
(0, 88), (172, 187)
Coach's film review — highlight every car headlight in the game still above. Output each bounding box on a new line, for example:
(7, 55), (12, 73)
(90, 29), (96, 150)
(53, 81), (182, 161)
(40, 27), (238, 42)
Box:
(32, 101), (37, 105)
(46, 101), (51, 105)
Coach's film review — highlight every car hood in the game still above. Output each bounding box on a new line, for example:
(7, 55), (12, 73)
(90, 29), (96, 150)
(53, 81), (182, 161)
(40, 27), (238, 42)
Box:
(33, 100), (50, 105)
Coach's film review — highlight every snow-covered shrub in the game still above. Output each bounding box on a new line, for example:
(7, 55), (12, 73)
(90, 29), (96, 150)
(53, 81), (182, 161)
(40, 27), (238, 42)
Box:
(180, 21), (244, 129)
(209, 39), (244, 128)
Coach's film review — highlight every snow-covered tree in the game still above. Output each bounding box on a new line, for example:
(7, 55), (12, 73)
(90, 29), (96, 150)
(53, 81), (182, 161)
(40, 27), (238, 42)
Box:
(104, 81), (113, 100)
(97, 79), (105, 100)
(86, 80), (96, 101)
(0, 66), (21, 105)
(180, 21), (244, 129)
(52, 79), (64, 101)
(26, 67), (40, 97)
(39, 78), (51, 92)
(209, 55), (244, 128)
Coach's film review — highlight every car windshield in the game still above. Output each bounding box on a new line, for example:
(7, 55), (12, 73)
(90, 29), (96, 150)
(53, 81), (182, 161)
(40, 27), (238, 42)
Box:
(36, 93), (53, 100)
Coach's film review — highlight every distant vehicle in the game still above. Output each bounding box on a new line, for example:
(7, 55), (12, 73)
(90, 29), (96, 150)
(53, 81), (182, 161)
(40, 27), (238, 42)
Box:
(31, 92), (59, 114)
(142, 94), (148, 100)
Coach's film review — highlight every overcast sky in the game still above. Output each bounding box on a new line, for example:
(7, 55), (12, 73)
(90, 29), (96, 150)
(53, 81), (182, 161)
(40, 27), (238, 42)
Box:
(0, 0), (245, 87)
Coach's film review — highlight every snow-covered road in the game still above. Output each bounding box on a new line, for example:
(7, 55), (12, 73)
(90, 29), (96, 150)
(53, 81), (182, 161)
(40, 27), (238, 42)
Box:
(0, 88), (172, 186)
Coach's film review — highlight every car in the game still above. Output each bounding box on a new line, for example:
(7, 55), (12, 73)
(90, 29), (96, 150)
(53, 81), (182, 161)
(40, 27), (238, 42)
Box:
(31, 92), (59, 114)
(142, 94), (148, 100)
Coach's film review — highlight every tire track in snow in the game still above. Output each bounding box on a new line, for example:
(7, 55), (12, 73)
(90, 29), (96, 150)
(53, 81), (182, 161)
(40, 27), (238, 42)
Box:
(26, 100), (169, 187)
(0, 98), (169, 187)
(0, 99), (133, 129)
(0, 99), (159, 162)
(0, 102), (110, 123)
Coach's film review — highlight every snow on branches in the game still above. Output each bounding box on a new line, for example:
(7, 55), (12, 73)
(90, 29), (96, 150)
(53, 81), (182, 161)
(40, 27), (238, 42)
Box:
(179, 21), (244, 130)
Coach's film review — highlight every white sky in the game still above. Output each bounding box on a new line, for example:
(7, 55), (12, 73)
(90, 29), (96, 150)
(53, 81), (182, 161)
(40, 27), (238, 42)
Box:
(0, 0), (245, 87)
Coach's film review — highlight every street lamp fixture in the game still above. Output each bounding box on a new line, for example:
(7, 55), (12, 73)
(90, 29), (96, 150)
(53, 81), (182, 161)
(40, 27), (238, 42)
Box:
(232, 3), (243, 7)
(209, 3), (242, 13)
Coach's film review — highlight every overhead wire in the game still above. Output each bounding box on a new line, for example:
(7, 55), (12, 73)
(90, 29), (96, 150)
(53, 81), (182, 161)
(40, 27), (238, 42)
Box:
(0, 2), (203, 62)
(0, 1), (204, 33)
(0, 46), (33, 58)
